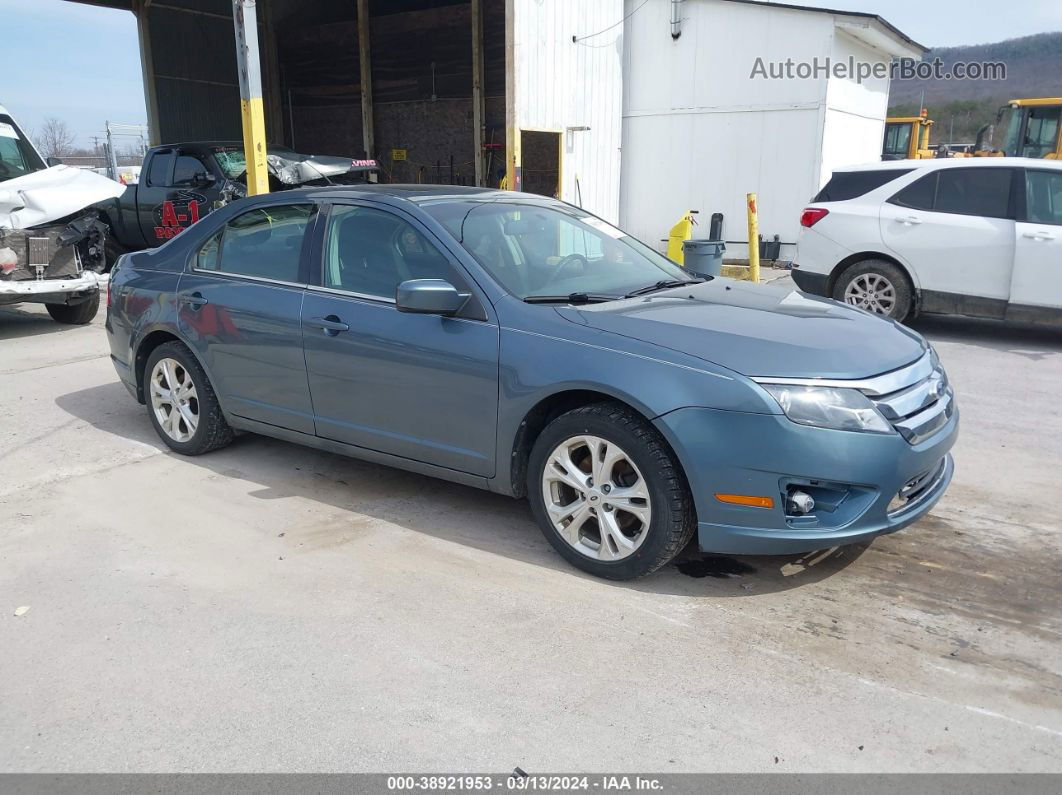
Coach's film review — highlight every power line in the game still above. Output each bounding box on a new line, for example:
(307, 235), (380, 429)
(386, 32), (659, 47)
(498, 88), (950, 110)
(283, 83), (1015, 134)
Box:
(572, 0), (651, 43)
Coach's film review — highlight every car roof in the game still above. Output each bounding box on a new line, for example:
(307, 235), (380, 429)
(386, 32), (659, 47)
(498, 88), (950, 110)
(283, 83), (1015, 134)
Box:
(834, 157), (1062, 174)
(261, 184), (556, 205)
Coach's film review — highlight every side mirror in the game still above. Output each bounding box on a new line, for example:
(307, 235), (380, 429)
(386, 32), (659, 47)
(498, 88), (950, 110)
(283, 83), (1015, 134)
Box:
(396, 279), (469, 316)
(194, 171), (217, 188)
(46, 156), (62, 167)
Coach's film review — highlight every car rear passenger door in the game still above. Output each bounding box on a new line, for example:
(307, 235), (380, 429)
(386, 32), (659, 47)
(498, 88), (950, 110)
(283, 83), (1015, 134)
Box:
(177, 202), (318, 434)
(881, 167), (1017, 312)
(1010, 168), (1062, 314)
(301, 201), (499, 477)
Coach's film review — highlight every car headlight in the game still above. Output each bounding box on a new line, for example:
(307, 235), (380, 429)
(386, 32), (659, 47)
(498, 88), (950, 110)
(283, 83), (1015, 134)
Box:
(762, 384), (892, 434)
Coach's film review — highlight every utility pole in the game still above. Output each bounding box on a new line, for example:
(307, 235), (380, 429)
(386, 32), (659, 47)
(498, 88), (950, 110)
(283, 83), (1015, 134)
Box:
(232, 0), (270, 195)
(106, 122), (120, 181)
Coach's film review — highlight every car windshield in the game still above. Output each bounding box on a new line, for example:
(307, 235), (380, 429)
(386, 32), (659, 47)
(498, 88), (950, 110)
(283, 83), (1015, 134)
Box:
(0, 114), (48, 183)
(212, 145), (306, 178)
(421, 200), (690, 300)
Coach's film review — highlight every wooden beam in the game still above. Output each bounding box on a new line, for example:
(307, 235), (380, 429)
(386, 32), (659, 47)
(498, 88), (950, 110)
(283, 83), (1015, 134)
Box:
(357, 0), (375, 159)
(471, 0), (485, 186)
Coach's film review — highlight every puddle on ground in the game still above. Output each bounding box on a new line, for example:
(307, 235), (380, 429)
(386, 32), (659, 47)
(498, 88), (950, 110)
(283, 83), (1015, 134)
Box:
(676, 556), (757, 579)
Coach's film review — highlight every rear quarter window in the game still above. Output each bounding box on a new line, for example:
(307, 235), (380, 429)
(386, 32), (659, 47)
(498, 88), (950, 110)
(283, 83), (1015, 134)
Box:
(813, 169), (912, 202)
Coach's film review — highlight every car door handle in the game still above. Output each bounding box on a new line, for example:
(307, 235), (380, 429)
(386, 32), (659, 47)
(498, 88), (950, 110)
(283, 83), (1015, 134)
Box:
(307, 315), (350, 335)
(897, 216), (922, 225)
(179, 292), (208, 308)
(1022, 230), (1055, 241)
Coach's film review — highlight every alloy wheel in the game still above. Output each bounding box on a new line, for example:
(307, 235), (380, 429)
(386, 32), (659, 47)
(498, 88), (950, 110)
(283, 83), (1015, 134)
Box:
(541, 435), (652, 561)
(149, 357), (199, 443)
(844, 272), (896, 315)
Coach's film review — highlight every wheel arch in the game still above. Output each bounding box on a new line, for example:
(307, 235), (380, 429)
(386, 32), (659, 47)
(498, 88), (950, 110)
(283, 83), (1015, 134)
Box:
(828, 251), (920, 299)
(132, 327), (210, 405)
(508, 388), (669, 500)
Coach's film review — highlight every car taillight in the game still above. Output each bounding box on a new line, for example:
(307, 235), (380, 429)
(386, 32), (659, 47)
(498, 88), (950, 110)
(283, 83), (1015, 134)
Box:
(106, 276), (112, 307)
(800, 208), (829, 228)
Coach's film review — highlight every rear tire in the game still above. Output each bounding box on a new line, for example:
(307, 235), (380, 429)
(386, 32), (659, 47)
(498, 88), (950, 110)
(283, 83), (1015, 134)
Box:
(46, 292), (100, 325)
(528, 402), (696, 580)
(144, 341), (234, 455)
(833, 259), (913, 322)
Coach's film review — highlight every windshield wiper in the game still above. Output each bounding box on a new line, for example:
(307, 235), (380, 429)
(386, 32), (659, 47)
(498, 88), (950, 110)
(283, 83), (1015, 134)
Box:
(523, 292), (616, 304)
(624, 278), (706, 298)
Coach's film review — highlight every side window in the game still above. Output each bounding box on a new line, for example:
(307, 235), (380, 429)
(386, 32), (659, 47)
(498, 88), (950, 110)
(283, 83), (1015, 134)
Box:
(198, 231), (221, 270)
(146, 150), (174, 187)
(197, 204), (313, 282)
(815, 169), (912, 202)
(172, 154), (210, 187)
(1026, 170), (1062, 226)
(324, 205), (455, 299)
(935, 168), (1012, 218)
(1022, 108), (1061, 159)
(889, 172), (937, 211)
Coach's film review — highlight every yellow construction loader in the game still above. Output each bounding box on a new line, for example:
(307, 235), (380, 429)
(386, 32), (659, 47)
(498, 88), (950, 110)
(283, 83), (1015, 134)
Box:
(882, 110), (935, 160)
(975, 98), (1062, 159)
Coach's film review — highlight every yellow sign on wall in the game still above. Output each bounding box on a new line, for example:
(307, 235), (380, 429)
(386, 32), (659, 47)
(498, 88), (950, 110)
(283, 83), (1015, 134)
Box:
(392, 148), (407, 161)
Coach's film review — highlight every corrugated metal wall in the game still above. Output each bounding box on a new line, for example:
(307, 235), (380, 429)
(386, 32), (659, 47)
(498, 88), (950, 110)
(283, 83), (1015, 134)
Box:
(512, 0), (624, 222)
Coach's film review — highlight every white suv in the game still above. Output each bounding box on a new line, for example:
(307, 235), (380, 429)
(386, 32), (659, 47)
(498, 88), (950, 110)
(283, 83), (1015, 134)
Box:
(793, 158), (1062, 325)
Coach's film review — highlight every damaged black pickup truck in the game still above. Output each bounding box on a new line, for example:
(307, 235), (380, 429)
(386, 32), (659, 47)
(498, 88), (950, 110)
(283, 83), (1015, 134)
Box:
(1, 104), (123, 325)
(98, 142), (379, 255)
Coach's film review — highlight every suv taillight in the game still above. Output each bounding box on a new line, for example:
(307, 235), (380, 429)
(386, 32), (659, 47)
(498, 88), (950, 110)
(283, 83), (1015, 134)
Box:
(106, 276), (112, 307)
(800, 208), (829, 228)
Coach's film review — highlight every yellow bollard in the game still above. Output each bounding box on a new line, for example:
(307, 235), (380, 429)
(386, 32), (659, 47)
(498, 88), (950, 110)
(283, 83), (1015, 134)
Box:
(667, 210), (697, 265)
(746, 193), (760, 284)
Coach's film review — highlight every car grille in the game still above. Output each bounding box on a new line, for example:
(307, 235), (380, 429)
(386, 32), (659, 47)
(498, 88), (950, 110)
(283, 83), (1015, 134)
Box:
(861, 353), (955, 445)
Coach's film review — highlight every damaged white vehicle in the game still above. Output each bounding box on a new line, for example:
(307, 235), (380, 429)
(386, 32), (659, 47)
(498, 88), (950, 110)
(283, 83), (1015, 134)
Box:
(0, 104), (123, 325)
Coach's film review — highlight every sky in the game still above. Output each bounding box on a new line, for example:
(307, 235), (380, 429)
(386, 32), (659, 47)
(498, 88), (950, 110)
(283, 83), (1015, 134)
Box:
(1, 0), (1059, 148)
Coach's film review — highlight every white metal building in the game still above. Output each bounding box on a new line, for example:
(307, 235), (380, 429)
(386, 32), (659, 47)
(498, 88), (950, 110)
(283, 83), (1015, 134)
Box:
(620, 0), (925, 258)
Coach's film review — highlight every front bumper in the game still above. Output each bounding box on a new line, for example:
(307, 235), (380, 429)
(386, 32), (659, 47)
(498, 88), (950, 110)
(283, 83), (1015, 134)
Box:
(654, 405), (958, 555)
(0, 271), (100, 296)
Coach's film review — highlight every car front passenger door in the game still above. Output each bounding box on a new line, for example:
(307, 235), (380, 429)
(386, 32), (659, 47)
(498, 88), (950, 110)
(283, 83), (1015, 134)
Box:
(301, 202), (500, 477)
(1010, 169), (1062, 315)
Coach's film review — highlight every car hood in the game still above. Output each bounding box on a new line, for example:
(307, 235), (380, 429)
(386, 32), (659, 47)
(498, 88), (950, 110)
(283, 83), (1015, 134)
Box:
(0, 165), (125, 229)
(561, 279), (926, 379)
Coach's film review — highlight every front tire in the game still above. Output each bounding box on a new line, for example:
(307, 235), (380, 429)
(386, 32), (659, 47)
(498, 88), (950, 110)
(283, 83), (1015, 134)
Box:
(144, 341), (233, 455)
(46, 292), (100, 325)
(833, 259), (913, 322)
(528, 402), (696, 580)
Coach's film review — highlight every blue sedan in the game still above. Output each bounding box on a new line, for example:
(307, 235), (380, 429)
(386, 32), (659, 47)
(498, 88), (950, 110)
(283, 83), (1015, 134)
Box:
(106, 186), (957, 579)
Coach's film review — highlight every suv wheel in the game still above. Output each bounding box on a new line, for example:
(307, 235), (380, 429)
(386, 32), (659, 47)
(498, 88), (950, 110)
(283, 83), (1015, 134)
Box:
(45, 292), (100, 325)
(528, 402), (696, 580)
(834, 259), (913, 321)
(144, 341), (234, 455)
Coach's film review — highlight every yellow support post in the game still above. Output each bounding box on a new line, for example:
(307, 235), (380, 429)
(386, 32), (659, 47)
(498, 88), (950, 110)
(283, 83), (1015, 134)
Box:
(233, 0), (270, 196)
(746, 193), (760, 284)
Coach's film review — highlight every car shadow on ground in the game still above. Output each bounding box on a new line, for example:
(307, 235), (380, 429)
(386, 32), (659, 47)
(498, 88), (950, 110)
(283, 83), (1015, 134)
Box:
(910, 314), (1062, 358)
(0, 304), (101, 340)
(55, 381), (866, 597)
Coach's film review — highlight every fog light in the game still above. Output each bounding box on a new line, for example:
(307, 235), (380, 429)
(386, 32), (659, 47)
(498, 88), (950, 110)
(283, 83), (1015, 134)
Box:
(786, 489), (815, 515)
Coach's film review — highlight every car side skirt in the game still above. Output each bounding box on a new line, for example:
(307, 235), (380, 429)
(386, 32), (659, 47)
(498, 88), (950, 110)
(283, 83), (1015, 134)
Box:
(227, 414), (493, 493)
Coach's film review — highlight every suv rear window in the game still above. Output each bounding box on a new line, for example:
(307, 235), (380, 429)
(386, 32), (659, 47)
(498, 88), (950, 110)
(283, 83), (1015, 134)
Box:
(813, 169), (911, 202)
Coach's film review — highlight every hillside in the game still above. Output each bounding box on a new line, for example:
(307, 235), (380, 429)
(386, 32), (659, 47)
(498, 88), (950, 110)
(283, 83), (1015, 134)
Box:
(888, 31), (1062, 145)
